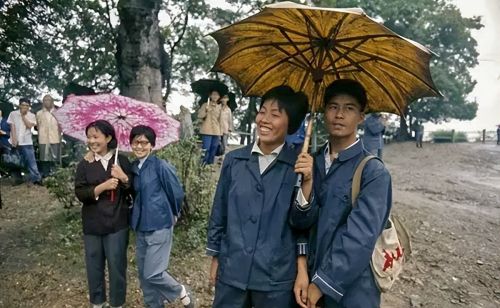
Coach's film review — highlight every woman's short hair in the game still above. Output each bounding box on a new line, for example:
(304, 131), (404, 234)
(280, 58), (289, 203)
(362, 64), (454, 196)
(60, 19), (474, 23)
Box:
(85, 120), (118, 149)
(130, 125), (156, 147)
(261, 85), (309, 134)
(323, 79), (367, 111)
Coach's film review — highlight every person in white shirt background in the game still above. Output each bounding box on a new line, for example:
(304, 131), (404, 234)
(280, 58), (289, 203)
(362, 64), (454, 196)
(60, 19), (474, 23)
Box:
(7, 97), (42, 185)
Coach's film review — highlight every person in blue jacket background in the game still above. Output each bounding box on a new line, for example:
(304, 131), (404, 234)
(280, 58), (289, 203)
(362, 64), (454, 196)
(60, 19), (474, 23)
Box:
(286, 116), (306, 150)
(129, 125), (195, 308)
(206, 85), (314, 308)
(362, 113), (385, 159)
(290, 79), (392, 308)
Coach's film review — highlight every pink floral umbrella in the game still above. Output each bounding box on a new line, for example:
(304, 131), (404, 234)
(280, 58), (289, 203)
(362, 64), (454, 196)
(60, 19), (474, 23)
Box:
(54, 93), (180, 152)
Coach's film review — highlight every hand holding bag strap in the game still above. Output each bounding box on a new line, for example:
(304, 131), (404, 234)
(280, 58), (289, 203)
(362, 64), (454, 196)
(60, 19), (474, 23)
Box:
(351, 155), (377, 207)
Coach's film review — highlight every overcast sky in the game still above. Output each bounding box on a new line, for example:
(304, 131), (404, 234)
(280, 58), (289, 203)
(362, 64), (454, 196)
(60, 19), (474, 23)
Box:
(425, 0), (500, 132)
(167, 0), (500, 132)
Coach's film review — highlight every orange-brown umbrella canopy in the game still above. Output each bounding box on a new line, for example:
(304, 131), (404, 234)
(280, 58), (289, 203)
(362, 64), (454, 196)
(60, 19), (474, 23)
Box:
(210, 1), (440, 115)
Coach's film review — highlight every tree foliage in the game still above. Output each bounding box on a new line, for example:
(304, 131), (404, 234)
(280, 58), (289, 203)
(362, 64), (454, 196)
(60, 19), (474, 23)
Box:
(0, 0), (482, 131)
(316, 0), (482, 127)
(162, 0), (210, 99)
(0, 0), (116, 105)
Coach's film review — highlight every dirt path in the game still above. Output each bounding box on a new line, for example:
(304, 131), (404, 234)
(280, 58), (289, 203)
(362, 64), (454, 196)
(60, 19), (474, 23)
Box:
(0, 142), (499, 307)
(381, 142), (500, 308)
(0, 183), (211, 308)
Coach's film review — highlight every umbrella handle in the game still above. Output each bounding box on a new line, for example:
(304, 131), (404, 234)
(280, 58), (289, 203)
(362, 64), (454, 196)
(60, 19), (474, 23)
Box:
(301, 113), (315, 154)
(110, 147), (119, 202)
(292, 112), (315, 209)
(290, 173), (304, 209)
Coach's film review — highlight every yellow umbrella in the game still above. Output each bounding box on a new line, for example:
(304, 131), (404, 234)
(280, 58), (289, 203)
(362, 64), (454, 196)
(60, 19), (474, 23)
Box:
(210, 1), (440, 117)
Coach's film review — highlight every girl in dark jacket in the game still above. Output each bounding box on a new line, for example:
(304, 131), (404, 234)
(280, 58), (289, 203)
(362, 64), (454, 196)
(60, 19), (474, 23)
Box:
(75, 120), (132, 308)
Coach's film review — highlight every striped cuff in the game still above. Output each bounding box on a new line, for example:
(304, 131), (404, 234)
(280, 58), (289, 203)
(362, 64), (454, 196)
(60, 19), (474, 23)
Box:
(311, 272), (344, 302)
(205, 247), (219, 256)
(294, 194), (314, 211)
(297, 242), (308, 255)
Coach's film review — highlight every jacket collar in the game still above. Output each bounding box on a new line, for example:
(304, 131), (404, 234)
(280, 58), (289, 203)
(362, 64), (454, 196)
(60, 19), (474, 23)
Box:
(251, 141), (284, 157)
(315, 139), (364, 177)
(132, 155), (154, 175)
(336, 139), (363, 162)
(94, 150), (113, 162)
(317, 139), (363, 161)
(234, 142), (296, 166)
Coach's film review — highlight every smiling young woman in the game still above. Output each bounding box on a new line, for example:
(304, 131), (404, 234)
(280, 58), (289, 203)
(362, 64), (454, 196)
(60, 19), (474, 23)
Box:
(128, 125), (195, 308)
(206, 86), (315, 308)
(74, 119), (133, 308)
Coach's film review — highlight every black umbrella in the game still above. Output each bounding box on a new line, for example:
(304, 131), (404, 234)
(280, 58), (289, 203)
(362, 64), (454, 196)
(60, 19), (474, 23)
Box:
(191, 79), (228, 98)
(62, 82), (96, 103)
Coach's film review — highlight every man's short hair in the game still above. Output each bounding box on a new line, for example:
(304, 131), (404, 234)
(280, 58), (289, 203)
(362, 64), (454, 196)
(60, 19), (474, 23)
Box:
(19, 97), (31, 105)
(323, 79), (367, 111)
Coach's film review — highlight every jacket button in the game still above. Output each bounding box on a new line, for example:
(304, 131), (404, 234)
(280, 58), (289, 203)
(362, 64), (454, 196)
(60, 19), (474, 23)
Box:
(246, 247), (253, 253)
(250, 216), (257, 223)
(256, 185), (263, 192)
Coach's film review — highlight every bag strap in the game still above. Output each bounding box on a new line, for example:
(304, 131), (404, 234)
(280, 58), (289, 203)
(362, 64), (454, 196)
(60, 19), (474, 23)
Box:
(351, 155), (377, 208)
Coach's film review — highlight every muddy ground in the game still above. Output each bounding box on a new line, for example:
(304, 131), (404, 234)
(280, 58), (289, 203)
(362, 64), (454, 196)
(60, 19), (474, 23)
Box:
(0, 142), (499, 308)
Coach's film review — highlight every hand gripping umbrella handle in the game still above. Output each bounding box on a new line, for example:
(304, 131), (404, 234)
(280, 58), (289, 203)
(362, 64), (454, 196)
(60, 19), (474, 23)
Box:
(291, 113), (315, 208)
(301, 113), (315, 155)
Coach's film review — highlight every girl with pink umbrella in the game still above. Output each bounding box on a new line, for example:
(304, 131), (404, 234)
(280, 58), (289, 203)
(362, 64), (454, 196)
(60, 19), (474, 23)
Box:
(74, 120), (133, 308)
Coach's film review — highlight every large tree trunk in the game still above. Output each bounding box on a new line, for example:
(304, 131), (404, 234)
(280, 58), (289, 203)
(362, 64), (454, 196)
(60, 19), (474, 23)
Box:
(398, 116), (410, 141)
(116, 0), (163, 106)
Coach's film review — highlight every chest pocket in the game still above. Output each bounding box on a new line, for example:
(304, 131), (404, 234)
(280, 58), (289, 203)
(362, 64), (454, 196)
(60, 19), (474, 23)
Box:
(319, 183), (352, 232)
(333, 184), (351, 205)
(318, 180), (350, 205)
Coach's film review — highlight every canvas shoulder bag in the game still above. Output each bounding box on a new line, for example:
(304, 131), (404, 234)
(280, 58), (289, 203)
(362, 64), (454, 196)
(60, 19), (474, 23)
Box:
(351, 155), (412, 292)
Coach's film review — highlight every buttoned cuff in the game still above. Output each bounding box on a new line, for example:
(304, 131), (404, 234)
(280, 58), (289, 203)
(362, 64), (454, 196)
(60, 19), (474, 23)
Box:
(311, 271), (344, 302)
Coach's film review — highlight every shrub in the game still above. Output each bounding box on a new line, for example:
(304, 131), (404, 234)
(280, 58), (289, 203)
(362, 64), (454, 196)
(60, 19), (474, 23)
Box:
(156, 138), (216, 250)
(431, 130), (468, 143)
(45, 138), (216, 251)
(454, 132), (468, 142)
(44, 164), (80, 208)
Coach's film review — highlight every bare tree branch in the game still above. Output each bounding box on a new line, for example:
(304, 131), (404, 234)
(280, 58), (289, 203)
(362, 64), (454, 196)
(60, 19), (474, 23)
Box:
(104, 0), (118, 42)
(164, 3), (190, 100)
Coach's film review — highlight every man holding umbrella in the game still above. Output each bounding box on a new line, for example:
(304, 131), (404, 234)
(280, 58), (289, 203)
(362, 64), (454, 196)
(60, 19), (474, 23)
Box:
(197, 89), (223, 165)
(207, 3), (439, 306)
(192, 79), (228, 165)
(290, 80), (392, 308)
